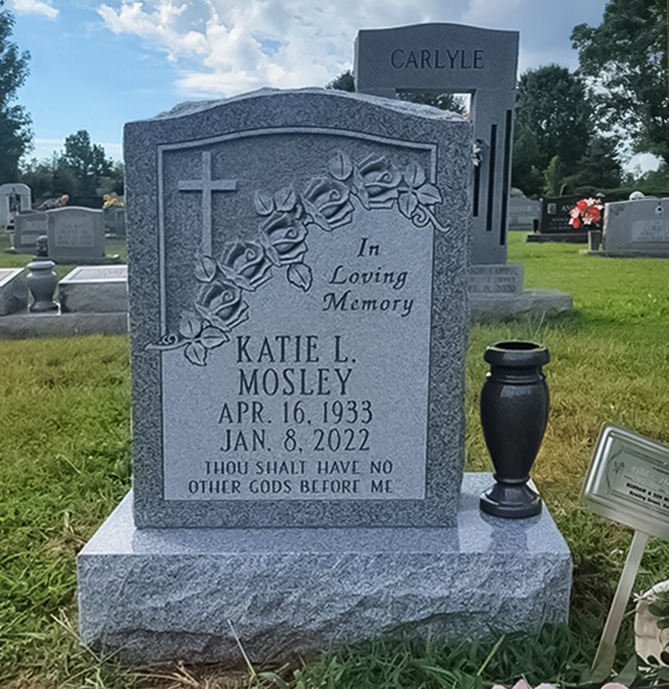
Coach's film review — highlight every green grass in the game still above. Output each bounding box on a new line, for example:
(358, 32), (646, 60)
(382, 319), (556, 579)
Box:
(1, 232), (669, 687)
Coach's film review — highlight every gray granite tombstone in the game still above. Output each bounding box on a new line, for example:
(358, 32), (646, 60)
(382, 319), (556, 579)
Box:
(354, 23), (571, 320)
(59, 265), (128, 313)
(12, 211), (47, 254)
(0, 182), (31, 228)
(508, 193), (540, 231)
(355, 23), (516, 268)
(77, 88), (571, 664)
(103, 205), (126, 237)
(603, 198), (669, 256)
(0, 268), (28, 315)
(46, 207), (106, 263)
(538, 195), (584, 237)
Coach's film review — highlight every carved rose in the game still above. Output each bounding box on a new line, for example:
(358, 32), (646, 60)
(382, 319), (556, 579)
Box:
(303, 176), (354, 229)
(196, 278), (248, 331)
(219, 239), (272, 290)
(357, 155), (402, 207)
(261, 212), (308, 265)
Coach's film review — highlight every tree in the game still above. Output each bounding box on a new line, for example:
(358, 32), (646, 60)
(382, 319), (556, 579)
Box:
(512, 65), (593, 196)
(326, 70), (355, 92)
(572, 0), (669, 164)
(60, 130), (113, 198)
(0, 0), (32, 183)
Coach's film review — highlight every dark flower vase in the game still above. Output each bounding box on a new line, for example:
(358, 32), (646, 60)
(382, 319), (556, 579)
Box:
(480, 341), (550, 519)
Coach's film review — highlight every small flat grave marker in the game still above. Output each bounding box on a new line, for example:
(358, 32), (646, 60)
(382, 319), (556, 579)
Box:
(59, 265), (128, 313)
(0, 268), (28, 315)
(583, 425), (669, 679)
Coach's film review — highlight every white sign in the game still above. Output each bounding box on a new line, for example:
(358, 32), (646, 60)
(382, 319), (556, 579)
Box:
(583, 425), (669, 540)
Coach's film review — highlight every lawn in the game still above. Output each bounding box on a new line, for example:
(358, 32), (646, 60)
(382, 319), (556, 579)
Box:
(1, 232), (668, 688)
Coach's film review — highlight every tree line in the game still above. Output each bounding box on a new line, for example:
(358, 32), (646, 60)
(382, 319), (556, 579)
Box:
(2, 0), (669, 201)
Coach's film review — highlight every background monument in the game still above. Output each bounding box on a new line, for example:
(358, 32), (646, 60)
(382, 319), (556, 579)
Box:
(355, 24), (572, 320)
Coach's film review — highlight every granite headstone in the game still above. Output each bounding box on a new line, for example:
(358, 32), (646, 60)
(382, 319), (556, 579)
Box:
(355, 23), (517, 267)
(12, 211), (47, 254)
(603, 198), (669, 257)
(77, 88), (571, 664)
(46, 207), (106, 263)
(539, 195), (583, 235)
(128, 88), (470, 528)
(0, 183), (31, 228)
(103, 205), (126, 237)
(508, 193), (540, 231)
(353, 24), (572, 319)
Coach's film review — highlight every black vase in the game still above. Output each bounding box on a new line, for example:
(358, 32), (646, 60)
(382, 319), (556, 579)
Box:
(480, 341), (550, 518)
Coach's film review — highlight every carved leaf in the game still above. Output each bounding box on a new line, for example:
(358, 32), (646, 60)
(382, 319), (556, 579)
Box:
(275, 186), (297, 212)
(303, 199), (334, 232)
(416, 183), (442, 206)
(287, 262), (312, 292)
(329, 151), (353, 180)
(185, 341), (207, 366)
(179, 311), (202, 340)
(254, 190), (274, 216)
(258, 232), (282, 266)
(353, 167), (370, 210)
(218, 263), (240, 284)
(194, 254), (217, 283)
(398, 191), (418, 219)
(199, 326), (229, 350)
(403, 162), (426, 188)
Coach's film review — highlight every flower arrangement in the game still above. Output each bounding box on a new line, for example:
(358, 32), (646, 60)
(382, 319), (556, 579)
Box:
(102, 192), (124, 208)
(569, 197), (604, 229)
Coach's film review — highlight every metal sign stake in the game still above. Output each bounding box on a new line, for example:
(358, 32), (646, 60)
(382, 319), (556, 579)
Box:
(591, 529), (649, 681)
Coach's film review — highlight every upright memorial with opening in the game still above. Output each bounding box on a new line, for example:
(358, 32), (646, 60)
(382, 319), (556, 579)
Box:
(355, 24), (571, 319)
(77, 88), (571, 663)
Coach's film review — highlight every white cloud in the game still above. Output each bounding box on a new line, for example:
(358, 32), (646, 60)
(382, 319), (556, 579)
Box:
(95, 0), (467, 98)
(11, 0), (58, 19)
(95, 0), (608, 98)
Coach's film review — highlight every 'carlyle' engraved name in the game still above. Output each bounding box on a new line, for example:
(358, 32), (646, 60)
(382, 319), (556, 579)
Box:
(390, 48), (484, 70)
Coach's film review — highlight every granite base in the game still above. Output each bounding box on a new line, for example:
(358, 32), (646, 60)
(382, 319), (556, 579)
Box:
(77, 474), (572, 665)
(470, 289), (573, 323)
(0, 311), (128, 339)
(526, 233), (587, 244)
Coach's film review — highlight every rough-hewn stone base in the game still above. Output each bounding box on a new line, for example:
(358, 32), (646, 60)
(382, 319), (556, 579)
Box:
(77, 474), (572, 665)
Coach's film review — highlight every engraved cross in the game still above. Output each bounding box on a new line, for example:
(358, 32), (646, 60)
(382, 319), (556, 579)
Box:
(178, 151), (237, 256)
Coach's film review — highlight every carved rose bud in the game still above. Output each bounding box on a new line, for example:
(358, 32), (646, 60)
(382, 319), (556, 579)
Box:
(196, 278), (248, 331)
(261, 212), (308, 265)
(303, 176), (354, 230)
(358, 154), (402, 207)
(219, 239), (272, 290)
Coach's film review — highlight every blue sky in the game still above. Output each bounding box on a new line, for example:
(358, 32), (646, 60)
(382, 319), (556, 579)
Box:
(9, 0), (614, 166)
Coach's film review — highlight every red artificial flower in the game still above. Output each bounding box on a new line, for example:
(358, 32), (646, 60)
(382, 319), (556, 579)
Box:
(569, 197), (603, 229)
